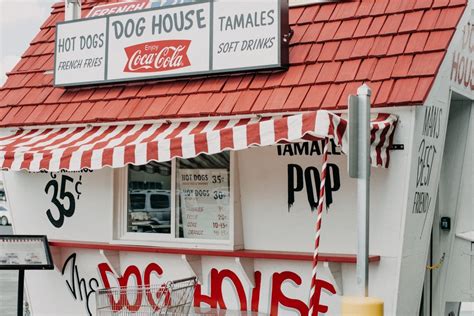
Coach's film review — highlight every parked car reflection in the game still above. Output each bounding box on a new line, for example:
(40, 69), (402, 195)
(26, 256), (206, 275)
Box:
(128, 189), (171, 234)
(0, 206), (11, 226)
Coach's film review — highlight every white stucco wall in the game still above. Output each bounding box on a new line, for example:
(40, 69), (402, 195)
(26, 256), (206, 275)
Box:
(395, 4), (473, 315)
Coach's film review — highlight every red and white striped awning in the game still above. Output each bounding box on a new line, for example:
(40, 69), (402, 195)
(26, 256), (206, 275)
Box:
(0, 111), (397, 172)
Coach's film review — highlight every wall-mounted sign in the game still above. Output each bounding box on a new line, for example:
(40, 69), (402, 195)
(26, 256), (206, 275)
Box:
(177, 169), (230, 240)
(55, 0), (289, 87)
(86, 0), (151, 18)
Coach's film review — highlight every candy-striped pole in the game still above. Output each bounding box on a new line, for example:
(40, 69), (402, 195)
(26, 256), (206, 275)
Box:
(308, 138), (330, 316)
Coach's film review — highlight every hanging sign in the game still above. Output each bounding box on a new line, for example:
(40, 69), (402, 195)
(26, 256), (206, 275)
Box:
(54, 0), (289, 87)
(177, 169), (230, 240)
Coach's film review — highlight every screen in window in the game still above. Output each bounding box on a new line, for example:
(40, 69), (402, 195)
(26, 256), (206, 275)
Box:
(127, 161), (172, 234)
(176, 152), (230, 240)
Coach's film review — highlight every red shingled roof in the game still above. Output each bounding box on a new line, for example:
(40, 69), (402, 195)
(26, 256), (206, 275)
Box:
(0, 0), (467, 127)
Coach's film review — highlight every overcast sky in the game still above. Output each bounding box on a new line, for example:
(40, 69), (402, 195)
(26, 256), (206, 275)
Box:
(0, 0), (57, 85)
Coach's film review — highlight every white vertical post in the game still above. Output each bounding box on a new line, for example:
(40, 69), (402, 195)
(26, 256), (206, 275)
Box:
(65, 0), (81, 21)
(356, 84), (371, 297)
(348, 84), (372, 297)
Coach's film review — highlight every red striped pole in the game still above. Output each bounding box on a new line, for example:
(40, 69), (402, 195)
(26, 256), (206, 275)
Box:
(308, 138), (330, 316)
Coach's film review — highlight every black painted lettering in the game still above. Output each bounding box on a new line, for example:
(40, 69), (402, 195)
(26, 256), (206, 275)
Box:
(304, 167), (320, 211)
(45, 173), (83, 228)
(294, 142), (309, 155)
(282, 145), (294, 156)
(288, 164), (304, 209)
(62, 253), (99, 316)
(310, 141), (322, 155)
(325, 164), (340, 207)
(330, 139), (341, 155)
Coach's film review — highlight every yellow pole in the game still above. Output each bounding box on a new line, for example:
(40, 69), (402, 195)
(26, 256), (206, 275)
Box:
(341, 297), (384, 316)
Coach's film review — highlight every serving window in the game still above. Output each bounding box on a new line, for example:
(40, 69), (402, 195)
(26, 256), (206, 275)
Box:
(116, 152), (234, 248)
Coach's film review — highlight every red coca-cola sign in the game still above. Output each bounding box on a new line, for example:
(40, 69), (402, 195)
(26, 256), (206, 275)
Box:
(123, 40), (191, 73)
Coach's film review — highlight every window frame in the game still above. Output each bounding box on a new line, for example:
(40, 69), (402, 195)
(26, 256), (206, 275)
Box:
(114, 152), (236, 250)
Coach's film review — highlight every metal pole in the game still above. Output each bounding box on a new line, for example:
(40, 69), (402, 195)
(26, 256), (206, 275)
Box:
(65, 0), (81, 21)
(17, 269), (24, 316)
(356, 84), (371, 297)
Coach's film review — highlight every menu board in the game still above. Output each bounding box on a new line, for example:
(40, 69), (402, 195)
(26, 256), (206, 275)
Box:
(0, 236), (53, 269)
(177, 169), (229, 240)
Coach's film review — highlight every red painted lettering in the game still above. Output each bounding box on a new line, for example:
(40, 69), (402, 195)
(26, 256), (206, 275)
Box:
(143, 263), (169, 312)
(123, 40), (191, 73)
(451, 23), (474, 91)
(271, 271), (308, 315)
(96, 263), (335, 315)
(193, 283), (216, 308)
(311, 279), (337, 315)
(98, 262), (164, 312)
(251, 271), (262, 312)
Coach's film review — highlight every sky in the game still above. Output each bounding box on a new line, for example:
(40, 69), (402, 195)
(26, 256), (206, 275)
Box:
(0, 0), (57, 85)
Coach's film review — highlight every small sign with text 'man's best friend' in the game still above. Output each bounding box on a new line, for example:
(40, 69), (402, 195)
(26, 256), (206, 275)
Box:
(54, 0), (289, 87)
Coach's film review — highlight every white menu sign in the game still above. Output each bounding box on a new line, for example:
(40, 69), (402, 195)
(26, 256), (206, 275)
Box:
(54, 0), (288, 86)
(55, 18), (107, 85)
(0, 236), (51, 267)
(213, 0), (281, 71)
(178, 169), (229, 240)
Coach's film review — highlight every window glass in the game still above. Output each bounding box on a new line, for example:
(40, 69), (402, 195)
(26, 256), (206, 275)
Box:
(150, 194), (170, 209)
(130, 194), (146, 210)
(176, 152), (230, 240)
(127, 162), (172, 234)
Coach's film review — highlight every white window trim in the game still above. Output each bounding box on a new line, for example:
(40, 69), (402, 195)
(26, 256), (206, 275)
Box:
(113, 152), (236, 250)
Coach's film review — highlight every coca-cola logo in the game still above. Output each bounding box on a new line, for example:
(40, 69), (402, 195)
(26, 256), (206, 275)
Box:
(123, 40), (191, 73)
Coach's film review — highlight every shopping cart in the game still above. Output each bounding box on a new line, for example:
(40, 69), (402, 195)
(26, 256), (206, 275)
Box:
(96, 276), (197, 315)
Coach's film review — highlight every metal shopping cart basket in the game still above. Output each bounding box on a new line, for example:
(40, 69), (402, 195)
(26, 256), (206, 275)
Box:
(96, 276), (197, 315)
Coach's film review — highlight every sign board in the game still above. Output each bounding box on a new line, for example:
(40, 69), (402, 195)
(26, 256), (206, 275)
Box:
(0, 235), (53, 270)
(177, 169), (229, 240)
(55, 0), (289, 87)
(86, 1), (151, 18)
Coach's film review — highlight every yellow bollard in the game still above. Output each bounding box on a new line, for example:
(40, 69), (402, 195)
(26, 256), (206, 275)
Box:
(341, 297), (384, 316)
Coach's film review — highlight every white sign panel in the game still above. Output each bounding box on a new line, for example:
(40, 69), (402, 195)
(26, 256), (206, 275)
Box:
(213, 0), (280, 70)
(177, 169), (229, 240)
(107, 2), (211, 80)
(55, 18), (107, 85)
(54, 0), (288, 87)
